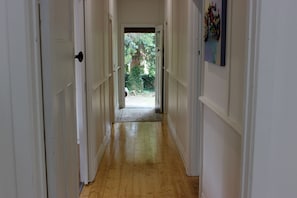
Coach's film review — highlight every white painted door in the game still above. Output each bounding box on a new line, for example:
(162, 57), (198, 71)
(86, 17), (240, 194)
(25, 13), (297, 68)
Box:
(155, 26), (163, 112)
(74, 0), (89, 185)
(40, 0), (79, 197)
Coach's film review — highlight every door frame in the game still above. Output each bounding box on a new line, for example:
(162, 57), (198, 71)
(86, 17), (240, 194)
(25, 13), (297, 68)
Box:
(32, 1), (48, 196)
(187, 0), (203, 177)
(240, 1), (261, 197)
(155, 25), (164, 113)
(163, 20), (168, 113)
(119, 24), (164, 109)
(6, 0), (48, 197)
(108, 16), (115, 123)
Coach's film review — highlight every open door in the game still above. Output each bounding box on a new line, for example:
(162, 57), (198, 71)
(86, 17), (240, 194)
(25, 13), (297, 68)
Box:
(155, 25), (164, 113)
(40, 0), (79, 197)
(74, 0), (89, 185)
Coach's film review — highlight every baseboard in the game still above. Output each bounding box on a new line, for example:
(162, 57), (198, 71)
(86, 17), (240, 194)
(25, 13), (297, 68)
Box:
(166, 115), (187, 172)
(167, 115), (177, 142)
(89, 130), (111, 182)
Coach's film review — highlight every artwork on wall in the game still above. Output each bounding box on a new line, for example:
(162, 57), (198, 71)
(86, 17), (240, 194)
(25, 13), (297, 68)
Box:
(204, 0), (227, 66)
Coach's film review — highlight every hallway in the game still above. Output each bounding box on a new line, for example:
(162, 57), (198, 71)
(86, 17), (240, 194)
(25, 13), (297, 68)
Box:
(80, 122), (199, 198)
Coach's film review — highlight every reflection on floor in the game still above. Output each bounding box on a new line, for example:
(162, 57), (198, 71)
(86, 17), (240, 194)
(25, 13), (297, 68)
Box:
(80, 122), (199, 198)
(116, 107), (162, 122)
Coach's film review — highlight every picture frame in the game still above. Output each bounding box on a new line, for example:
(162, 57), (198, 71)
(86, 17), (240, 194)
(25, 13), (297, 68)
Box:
(204, 0), (227, 66)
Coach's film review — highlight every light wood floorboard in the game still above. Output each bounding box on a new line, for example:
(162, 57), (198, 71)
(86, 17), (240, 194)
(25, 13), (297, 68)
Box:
(80, 122), (199, 198)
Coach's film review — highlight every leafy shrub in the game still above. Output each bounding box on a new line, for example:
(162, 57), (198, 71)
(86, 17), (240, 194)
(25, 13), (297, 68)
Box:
(127, 66), (143, 93)
(141, 74), (155, 91)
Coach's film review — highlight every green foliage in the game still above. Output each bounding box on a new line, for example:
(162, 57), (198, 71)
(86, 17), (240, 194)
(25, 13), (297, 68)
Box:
(127, 66), (143, 92)
(124, 33), (156, 76)
(124, 33), (156, 92)
(141, 74), (155, 91)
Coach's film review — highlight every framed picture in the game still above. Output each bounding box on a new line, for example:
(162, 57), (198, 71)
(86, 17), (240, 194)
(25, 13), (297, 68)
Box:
(204, 0), (227, 66)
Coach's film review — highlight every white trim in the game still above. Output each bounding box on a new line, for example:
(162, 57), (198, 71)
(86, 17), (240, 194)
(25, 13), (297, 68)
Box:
(87, 83), (111, 182)
(121, 23), (159, 28)
(31, 0), (48, 196)
(240, 0), (261, 198)
(89, 130), (111, 182)
(166, 115), (186, 169)
(199, 101), (204, 198)
(119, 25), (125, 108)
(226, 0), (233, 117)
(187, 0), (202, 176)
(199, 96), (242, 135)
(167, 115), (177, 142)
(6, 0), (47, 197)
(197, 0), (205, 195)
(163, 20), (168, 113)
(92, 78), (110, 91)
(155, 25), (164, 113)
(166, 71), (188, 88)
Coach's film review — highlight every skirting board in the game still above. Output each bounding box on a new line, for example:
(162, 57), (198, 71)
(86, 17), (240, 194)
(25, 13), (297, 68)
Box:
(167, 115), (188, 174)
(89, 129), (111, 182)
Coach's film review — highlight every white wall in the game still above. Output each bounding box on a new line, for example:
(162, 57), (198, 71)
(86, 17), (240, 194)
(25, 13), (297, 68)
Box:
(203, 108), (241, 198)
(0, 0), (46, 197)
(165, 0), (200, 175)
(245, 1), (297, 197)
(118, 0), (164, 25)
(169, 3), (191, 169)
(0, 1), (17, 196)
(200, 0), (247, 197)
(85, 0), (115, 181)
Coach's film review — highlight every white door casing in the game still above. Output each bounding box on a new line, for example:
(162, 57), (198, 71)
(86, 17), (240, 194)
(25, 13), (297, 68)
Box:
(109, 17), (115, 123)
(186, 0), (203, 177)
(1, 1), (47, 197)
(40, 0), (79, 197)
(155, 25), (164, 113)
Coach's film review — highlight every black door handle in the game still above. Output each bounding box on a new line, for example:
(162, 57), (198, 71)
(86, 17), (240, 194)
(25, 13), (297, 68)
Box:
(75, 51), (84, 62)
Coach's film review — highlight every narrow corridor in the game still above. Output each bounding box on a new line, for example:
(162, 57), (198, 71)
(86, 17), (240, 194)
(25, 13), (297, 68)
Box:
(80, 122), (199, 198)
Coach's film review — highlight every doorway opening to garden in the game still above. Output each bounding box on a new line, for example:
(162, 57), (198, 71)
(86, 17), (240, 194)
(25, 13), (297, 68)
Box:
(116, 27), (163, 122)
(124, 28), (156, 108)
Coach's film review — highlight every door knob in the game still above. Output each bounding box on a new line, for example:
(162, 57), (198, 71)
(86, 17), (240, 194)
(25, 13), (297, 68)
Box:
(75, 51), (84, 62)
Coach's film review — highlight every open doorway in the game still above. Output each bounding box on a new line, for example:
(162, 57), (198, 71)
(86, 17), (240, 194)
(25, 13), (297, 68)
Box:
(124, 29), (156, 108)
(116, 27), (163, 122)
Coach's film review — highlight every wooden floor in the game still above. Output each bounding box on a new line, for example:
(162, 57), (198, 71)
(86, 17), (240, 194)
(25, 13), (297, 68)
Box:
(80, 122), (199, 198)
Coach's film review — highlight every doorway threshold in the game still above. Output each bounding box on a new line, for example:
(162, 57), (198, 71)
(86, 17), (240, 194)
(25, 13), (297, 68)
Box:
(116, 107), (162, 122)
